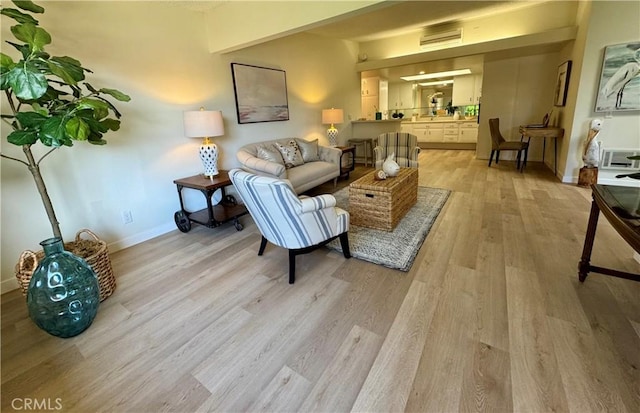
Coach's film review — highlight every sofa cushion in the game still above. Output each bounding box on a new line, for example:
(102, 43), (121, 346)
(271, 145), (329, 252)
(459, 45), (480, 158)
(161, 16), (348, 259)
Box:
(275, 140), (304, 169)
(257, 144), (284, 165)
(295, 138), (320, 162)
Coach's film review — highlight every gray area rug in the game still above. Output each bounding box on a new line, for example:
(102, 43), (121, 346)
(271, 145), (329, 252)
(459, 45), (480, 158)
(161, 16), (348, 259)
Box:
(327, 186), (451, 271)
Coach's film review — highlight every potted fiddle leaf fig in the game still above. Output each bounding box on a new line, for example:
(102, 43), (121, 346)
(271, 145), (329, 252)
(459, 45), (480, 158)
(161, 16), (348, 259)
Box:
(1, 1), (129, 329)
(1, 0), (130, 239)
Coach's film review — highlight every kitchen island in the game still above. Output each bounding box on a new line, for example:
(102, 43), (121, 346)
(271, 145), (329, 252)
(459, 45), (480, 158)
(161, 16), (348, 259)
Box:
(401, 117), (478, 150)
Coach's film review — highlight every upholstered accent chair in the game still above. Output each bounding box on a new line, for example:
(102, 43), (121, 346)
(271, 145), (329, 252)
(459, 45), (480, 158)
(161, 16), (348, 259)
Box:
(228, 169), (351, 284)
(374, 132), (420, 169)
(488, 118), (529, 172)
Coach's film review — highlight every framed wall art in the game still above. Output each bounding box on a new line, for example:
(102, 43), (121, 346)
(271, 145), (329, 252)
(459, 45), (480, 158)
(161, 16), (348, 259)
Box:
(595, 42), (640, 112)
(231, 63), (290, 124)
(554, 60), (572, 107)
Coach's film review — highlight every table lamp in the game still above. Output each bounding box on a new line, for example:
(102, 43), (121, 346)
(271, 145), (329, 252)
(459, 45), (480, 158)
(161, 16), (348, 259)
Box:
(322, 108), (344, 147)
(183, 108), (224, 177)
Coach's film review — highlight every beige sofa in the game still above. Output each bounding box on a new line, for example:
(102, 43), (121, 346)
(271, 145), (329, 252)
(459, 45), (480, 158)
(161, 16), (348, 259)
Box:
(236, 138), (341, 194)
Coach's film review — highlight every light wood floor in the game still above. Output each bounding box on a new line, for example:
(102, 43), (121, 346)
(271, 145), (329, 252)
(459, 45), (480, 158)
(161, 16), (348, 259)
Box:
(2, 150), (639, 413)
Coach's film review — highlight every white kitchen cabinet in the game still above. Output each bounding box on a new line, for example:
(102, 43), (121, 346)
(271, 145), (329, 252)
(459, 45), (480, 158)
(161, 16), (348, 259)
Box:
(458, 121), (478, 142)
(361, 77), (388, 119)
(414, 122), (445, 142)
(389, 83), (415, 110)
(452, 74), (482, 106)
(443, 123), (459, 143)
(400, 122), (413, 134)
(361, 77), (379, 96)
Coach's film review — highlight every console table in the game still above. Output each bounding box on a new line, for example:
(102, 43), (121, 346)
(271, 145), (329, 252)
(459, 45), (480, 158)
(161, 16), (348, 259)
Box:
(578, 184), (640, 282)
(519, 126), (564, 175)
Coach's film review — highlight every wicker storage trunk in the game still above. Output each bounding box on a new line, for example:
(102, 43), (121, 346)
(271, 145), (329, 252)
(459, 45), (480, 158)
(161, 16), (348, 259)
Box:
(15, 229), (116, 302)
(349, 168), (418, 231)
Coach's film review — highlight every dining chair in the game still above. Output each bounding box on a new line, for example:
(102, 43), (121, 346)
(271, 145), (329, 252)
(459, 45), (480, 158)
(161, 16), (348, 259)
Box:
(488, 118), (529, 172)
(228, 169), (351, 284)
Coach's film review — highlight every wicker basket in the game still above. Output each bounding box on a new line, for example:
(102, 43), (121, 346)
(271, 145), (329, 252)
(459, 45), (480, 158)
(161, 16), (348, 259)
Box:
(349, 168), (418, 231)
(15, 229), (116, 302)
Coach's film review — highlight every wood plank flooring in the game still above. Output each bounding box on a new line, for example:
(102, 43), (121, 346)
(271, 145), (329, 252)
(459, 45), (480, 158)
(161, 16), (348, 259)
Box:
(2, 150), (639, 413)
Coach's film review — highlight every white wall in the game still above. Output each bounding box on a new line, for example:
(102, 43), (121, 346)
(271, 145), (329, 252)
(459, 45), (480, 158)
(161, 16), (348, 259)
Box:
(0, 1), (360, 292)
(564, 0), (640, 186)
(477, 53), (558, 163)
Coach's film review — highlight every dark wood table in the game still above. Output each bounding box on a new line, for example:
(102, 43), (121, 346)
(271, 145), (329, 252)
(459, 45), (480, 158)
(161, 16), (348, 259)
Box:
(173, 170), (248, 233)
(336, 145), (356, 178)
(578, 184), (640, 282)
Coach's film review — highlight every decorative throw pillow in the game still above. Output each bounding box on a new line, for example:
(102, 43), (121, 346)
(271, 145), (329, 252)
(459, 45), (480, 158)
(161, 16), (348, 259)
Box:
(257, 145), (284, 165)
(275, 140), (304, 169)
(295, 138), (320, 162)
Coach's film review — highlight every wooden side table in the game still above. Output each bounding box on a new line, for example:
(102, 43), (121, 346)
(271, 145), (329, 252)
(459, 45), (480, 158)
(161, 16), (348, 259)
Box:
(173, 170), (248, 233)
(336, 145), (356, 178)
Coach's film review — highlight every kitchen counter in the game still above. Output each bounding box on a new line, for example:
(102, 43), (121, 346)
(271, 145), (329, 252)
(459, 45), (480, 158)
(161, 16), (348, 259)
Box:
(403, 117), (478, 123)
(352, 119), (403, 123)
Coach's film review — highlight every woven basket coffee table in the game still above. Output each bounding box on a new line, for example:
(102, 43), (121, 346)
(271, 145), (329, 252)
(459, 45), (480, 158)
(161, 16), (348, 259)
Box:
(349, 168), (418, 231)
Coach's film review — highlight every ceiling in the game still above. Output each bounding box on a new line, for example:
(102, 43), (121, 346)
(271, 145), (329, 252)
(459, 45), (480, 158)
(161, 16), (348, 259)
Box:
(306, 1), (539, 43)
(305, 0), (553, 84)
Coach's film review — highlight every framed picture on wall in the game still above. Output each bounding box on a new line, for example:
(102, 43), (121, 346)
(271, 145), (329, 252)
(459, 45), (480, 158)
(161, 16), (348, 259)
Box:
(231, 63), (290, 124)
(595, 42), (640, 112)
(554, 60), (572, 107)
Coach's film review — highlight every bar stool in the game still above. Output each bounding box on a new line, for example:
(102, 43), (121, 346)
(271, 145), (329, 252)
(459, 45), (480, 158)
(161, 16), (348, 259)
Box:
(347, 138), (374, 167)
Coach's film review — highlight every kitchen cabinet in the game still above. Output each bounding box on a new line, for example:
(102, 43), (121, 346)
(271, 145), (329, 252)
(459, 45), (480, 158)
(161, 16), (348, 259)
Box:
(412, 122), (445, 143)
(402, 120), (478, 145)
(361, 76), (388, 119)
(443, 123), (459, 143)
(388, 82), (415, 110)
(458, 121), (478, 142)
(452, 74), (482, 106)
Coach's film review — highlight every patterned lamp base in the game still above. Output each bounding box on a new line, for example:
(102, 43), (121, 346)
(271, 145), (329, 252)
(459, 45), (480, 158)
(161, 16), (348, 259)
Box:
(327, 126), (338, 147)
(199, 142), (219, 177)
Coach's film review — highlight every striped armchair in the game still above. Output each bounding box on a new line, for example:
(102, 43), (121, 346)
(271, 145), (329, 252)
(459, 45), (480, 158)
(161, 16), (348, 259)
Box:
(229, 169), (351, 284)
(374, 132), (420, 169)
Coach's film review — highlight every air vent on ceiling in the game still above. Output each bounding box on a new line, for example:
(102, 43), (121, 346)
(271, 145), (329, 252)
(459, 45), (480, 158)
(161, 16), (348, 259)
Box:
(420, 28), (463, 48)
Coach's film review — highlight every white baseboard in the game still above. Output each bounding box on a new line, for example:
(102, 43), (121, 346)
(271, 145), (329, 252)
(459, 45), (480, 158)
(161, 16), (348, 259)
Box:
(1, 222), (178, 295)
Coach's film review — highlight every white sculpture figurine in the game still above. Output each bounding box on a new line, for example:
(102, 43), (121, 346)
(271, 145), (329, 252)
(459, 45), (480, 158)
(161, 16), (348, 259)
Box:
(582, 119), (602, 168)
(382, 153), (400, 176)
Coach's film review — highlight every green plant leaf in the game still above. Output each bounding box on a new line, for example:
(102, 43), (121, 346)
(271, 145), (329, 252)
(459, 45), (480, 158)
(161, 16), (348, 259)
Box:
(7, 64), (47, 99)
(101, 118), (120, 131)
(12, 1), (45, 14)
(7, 129), (38, 145)
(11, 23), (51, 52)
(0, 53), (16, 69)
(39, 115), (69, 147)
(47, 56), (85, 84)
(15, 110), (47, 128)
(0, 8), (39, 25)
(99, 88), (131, 102)
(76, 98), (109, 118)
(65, 116), (90, 141)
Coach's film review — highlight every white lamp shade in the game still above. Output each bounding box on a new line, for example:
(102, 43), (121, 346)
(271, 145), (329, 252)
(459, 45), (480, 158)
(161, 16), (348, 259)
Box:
(183, 110), (224, 138)
(322, 108), (344, 125)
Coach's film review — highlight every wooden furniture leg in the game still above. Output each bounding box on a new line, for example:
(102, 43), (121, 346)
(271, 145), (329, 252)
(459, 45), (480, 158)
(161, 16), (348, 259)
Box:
(578, 200), (600, 282)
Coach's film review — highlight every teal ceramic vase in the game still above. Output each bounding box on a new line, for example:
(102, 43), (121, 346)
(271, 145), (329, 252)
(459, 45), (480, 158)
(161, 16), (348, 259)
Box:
(27, 237), (100, 338)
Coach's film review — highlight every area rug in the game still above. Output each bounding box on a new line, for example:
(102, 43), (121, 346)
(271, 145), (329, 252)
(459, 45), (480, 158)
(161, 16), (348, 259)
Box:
(326, 185), (451, 271)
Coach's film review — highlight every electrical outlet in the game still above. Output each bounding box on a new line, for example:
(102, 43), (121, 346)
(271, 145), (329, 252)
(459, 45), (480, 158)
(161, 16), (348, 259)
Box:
(121, 210), (133, 224)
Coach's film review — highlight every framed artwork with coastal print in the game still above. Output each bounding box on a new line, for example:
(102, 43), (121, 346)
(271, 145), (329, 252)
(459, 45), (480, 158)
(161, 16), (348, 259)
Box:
(231, 63), (290, 124)
(595, 42), (640, 112)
